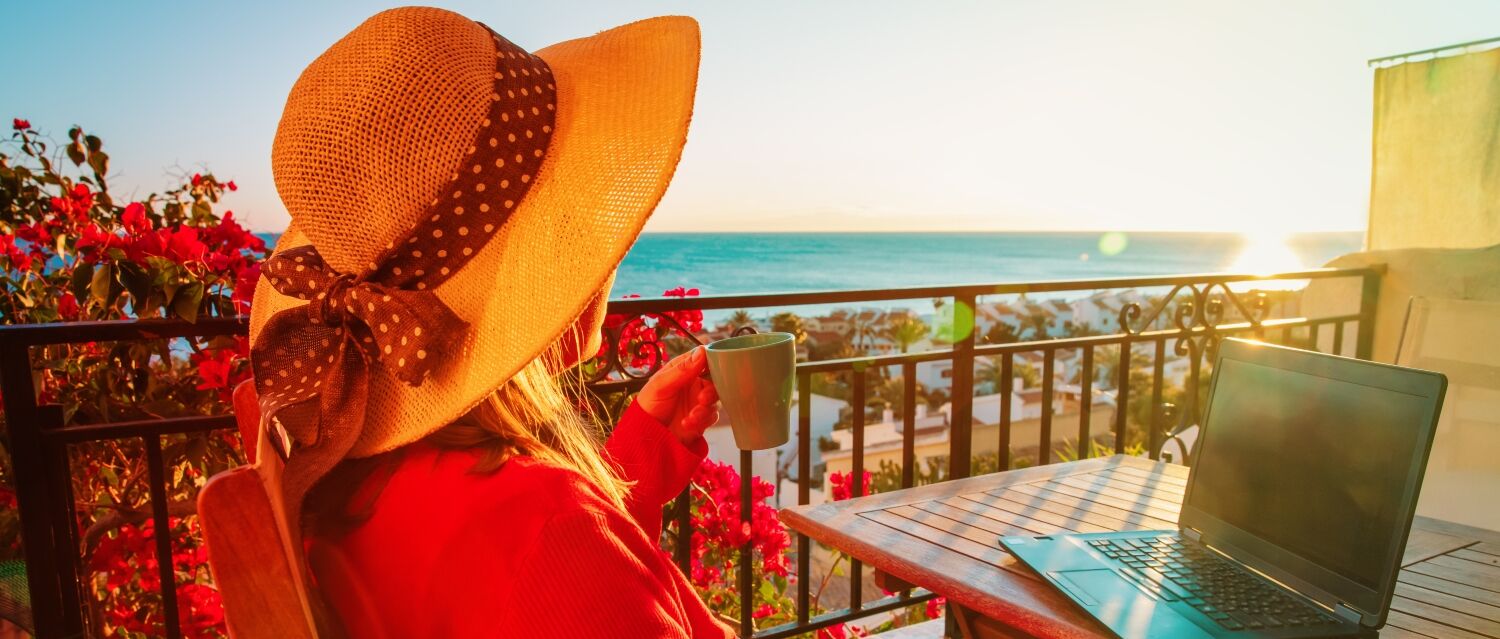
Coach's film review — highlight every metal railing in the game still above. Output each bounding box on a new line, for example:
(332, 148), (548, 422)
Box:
(1, 266), (1382, 638)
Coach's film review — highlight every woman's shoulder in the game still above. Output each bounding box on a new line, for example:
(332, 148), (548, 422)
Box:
(389, 442), (618, 523)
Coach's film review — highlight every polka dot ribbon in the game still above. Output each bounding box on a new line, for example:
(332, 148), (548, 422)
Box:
(251, 25), (557, 463)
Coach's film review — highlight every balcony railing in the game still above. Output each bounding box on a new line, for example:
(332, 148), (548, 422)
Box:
(1, 266), (1382, 638)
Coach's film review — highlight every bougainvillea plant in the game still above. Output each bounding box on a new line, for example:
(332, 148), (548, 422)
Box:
(670, 462), (939, 638)
(1, 119), (264, 637)
(2, 118), (927, 638)
(597, 286), (705, 373)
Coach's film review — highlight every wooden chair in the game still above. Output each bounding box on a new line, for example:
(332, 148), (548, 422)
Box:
(197, 381), (319, 638)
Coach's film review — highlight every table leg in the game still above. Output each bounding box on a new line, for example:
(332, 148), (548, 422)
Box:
(951, 605), (1038, 639)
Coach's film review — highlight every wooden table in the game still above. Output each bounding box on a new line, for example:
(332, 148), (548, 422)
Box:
(780, 455), (1500, 639)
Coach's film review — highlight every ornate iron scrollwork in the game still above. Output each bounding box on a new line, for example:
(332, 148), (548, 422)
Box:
(1115, 282), (1272, 437)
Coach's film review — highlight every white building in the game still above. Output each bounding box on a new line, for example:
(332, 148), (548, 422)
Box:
(702, 392), (847, 491)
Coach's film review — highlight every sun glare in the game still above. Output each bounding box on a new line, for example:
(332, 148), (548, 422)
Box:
(1227, 231), (1307, 291)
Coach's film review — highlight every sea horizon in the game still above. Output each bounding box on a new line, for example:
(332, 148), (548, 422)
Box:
(252, 230), (1363, 313)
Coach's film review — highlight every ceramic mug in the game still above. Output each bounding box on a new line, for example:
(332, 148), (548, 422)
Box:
(705, 332), (796, 450)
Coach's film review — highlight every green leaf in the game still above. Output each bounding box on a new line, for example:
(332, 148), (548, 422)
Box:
(89, 263), (113, 304)
(116, 261), (149, 309)
(87, 150), (109, 178)
(146, 257), (177, 284)
(70, 262), (95, 301)
(185, 435), (208, 464)
(66, 141), (86, 167)
(172, 282), (204, 323)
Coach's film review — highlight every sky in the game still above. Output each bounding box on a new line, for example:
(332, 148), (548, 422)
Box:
(5, 1), (1498, 234)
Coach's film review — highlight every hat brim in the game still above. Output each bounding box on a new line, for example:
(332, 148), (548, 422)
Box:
(250, 16), (699, 457)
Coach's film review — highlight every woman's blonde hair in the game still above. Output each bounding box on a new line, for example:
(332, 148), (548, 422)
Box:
(307, 342), (629, 534)
(424, 344), (631, 509)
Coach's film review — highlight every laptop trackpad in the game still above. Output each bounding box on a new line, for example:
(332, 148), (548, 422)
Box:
(1055, 569), (1145, 607)
(1052, 570), (1212, 639)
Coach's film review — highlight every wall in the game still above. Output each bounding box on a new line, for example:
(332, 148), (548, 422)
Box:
(1303, 244), (1500, 363)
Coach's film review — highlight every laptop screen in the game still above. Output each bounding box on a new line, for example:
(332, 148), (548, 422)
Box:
(1187, 344), (1438, 599)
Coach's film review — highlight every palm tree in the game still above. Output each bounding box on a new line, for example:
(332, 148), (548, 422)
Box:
(1021, 312), (1051, 340)
(1060, 321), (1098, 338)
(982, 322), (1019, 345)
(977, 357), (1041, 393)
(846, 310), (879, 354)
(769, 311), (807, 344)
(726, 309), (755, 331)
(881, 315), (929, 354)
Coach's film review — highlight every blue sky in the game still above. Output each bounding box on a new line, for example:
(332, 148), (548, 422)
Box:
(5, 1), (1498, 233)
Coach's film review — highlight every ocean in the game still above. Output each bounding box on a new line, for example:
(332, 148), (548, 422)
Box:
(254, 231), (1364, 311)
(613, 232), (1363, 297)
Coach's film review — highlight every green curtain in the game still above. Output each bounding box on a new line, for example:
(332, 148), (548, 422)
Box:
(1369, 47), (1500, 250)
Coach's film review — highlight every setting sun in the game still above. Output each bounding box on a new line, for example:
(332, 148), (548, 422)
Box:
(1228, 231), (1308, 290)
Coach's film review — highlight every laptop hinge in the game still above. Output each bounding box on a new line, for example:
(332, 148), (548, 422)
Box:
(1332, 603), (1367, 626)
(1181, 527), (1203, 543)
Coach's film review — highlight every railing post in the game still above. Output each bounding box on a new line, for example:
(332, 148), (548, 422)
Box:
(739, 448), (753, 638)
(1355, 269), (1382, 360)
(1039, 349), (1055, 465)
(998, 354), (1013, 471)
(949, 294), (977, 479)
(40, 405), (87, 635)
(0, 341), (70, 637)
(1148, 340), (1167, 460)
(1077, 347), (1093, 459)
(795, 369), (811, 625)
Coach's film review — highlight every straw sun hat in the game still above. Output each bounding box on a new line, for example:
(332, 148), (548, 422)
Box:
(246, 6), (699, 529)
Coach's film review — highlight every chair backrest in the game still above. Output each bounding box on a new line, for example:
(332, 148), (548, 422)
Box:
(1394, 296), (1500, 530)
(198, 381), (319, 639)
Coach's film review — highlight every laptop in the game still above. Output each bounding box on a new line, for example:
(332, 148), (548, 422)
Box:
(1001, 338), (1447, 639)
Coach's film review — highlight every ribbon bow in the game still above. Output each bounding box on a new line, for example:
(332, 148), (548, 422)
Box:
(250, 243), (469, 453)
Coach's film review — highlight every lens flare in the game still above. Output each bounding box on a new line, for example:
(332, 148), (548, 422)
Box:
(1098, 232), (1128, 256)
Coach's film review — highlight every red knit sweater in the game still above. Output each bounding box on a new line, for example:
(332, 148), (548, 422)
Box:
(306, 402), (736, 638)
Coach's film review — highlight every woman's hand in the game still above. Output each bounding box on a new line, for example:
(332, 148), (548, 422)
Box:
(636, 346), (720, 445)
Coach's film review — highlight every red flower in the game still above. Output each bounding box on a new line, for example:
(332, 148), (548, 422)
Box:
(232, 262), (261, 313)
(58, 293), (80, 321)
(191, 339), (251, 403)
(11, 118), (29, 130)
(120, 202), (152, 234)
(15, 222), (52, 251)
(224, 180), (238, 191)
(75, 223), (120, 261)
(0, 234), (32, 271)
(925, 595), (947, 619)
(828, 470), (873, 502)
(177, 583), (226, 639)
(191, 173), (203, 187)
(133, 225), (208, 266)
(752, 603), (774, 619)
(205, 211), (263, 254)
(817, 624), (869, 639)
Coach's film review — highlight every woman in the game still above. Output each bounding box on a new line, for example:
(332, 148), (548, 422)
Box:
(243, 7), (732, 637)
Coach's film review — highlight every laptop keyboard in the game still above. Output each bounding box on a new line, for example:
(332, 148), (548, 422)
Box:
(1088, 536), (1342, 632)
